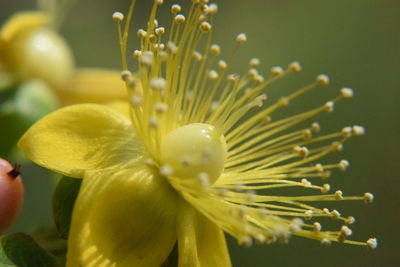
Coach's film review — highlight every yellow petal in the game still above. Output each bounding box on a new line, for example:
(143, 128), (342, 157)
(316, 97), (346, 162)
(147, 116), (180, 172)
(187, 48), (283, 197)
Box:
(0, 12), (49, 42)
(177, 202), (232, 267)
(67, 162), (179, 267)
(18, 104), (140, 178)
(57, 68), (130, 105)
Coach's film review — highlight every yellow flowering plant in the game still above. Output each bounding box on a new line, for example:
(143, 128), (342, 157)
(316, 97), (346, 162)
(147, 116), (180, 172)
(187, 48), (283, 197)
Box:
(17, 0), (376, 266)
(0, 0), (128, 158)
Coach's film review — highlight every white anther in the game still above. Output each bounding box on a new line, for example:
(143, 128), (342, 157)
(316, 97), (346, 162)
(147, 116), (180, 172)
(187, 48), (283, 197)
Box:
(335, 190), (344, 200)
(139, 51), (154, 65)
(271, 66), (284, 76)
(324, 101), (334, 112)
(160, 165), (173, 176)
(339, 160), (350, 171)
(316, 74), (330, 86)
(159, 51), (168, 60)
(186, 90), (193, 101)
(254, 233), (266, 244)
(130, 95), (142, 106)
(346, 216), (355, 225)
(249, 58), (260, 67)
(137, 29), (147, 38)
(340, 87), (354, 98)
(246, 190), (256, 202)
(148, 33), (156, 42)
(274, 227), (290, 243)
(145, 158), (155, 166)
(236, 33), (247, 43)
(248, 68), (258, 78)
(352, 125), (365, 136)
(254, 75), (264, 84)
(167, 41), (178, 54)
(216, 188), (228, 197)
(341, 126), (353, 138)
(171, 4), (181, 14)
(341, 225), (352, 237)
(322, 208), (330, 215)
(174, 14), (186, 24)
(192, 51), (202, 61)
(322, 171), (331, 179)
(209, 101), (218, 112)
(278, 97), (289, 107)
(150, 77), (167, 90)
(154, 0), (163, 4)
(294, 146), (309, 157)
(133, 50), (142, 59)
(210, 44), (221, 55)
(238, 236), (252, 247)
(303, 129), (312, 140)
(366, 238), (377, 250)
(252, 94), (267, 107)
(149, 116), (159, 128)
(154, 43), (165, 50)
(315, 163), (324, 173)
(200, 21), (212, 32)
(120, 70), (132, 81)
(321, 184), (330, 193)
(331, 141), (343, 152)
(155, 27), (165, 35)
(289, 218), (304, 233)
(301, 178), (312, 187)
(208, 3), (218, 14)
(228, 74), (240, 83)
(311, 122), (320, 133)
(197, 172), (210, 187)
(304, 210), (313, 220)
(364, 192), (374, 204)
(154, 102), (168, 113)
(218, 60), (227, 70)
(321, 238), (331, 247)
(331, 209), (341, 219)
(198, 14), (207, 23)
(112, 12), (124, 21)
(208, 70), (219, 80)
(313, 222), (322, 232)
(262, 116), (272, 124)
(289, 61), (302, 73)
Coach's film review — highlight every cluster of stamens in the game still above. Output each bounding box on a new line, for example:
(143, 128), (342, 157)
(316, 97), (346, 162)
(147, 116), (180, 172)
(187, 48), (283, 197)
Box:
(112, 0), (376, 250)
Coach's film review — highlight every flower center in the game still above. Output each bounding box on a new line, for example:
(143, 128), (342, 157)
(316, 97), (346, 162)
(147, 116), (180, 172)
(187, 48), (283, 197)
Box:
(160, 123), (227, 184)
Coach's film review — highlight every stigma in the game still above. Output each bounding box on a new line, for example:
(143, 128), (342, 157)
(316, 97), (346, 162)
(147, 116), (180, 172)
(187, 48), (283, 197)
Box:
(160, 123), (227, 184)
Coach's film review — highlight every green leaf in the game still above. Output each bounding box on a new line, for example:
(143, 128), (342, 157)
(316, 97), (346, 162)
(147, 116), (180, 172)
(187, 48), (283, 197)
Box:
(0, 79), (59, 158)
(0, 233), (60, 267)
(52, 176), (82, 239)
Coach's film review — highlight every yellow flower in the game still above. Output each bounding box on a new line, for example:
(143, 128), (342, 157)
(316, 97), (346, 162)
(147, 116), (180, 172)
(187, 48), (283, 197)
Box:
(19, 1), (377, 266)
(0, 8), (127, 105)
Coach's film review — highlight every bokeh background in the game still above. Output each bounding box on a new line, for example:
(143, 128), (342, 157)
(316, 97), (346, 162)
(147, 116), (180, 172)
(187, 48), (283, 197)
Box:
(1, 0), (399, 266)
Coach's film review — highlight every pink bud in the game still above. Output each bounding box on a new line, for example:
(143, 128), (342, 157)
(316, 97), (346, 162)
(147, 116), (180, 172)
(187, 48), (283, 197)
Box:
(0, 158), (24, 233)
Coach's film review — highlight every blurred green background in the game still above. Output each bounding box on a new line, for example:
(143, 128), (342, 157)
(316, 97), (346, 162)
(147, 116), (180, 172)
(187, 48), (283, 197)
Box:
(1, 0), (399, 266)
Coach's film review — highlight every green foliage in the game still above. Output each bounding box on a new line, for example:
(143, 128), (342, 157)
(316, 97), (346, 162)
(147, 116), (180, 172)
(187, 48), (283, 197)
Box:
(0, 78), (59, 158)
(0, 233), (60, 267)
(52, 176), (82, 239)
